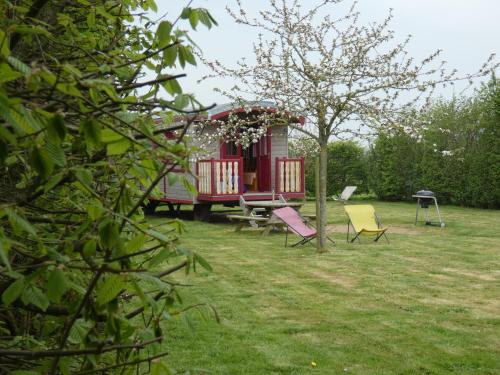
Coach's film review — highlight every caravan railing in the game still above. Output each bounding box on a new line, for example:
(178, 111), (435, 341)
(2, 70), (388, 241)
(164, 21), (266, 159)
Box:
(275, 157), (305, 194)
(197, 158), (243, 196)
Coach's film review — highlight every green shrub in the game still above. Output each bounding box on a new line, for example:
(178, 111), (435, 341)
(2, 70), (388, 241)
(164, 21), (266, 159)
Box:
(368, 75), (500, 208)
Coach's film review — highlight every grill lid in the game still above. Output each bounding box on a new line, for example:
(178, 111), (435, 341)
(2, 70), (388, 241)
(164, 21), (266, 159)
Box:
(416, 190), (435, 197)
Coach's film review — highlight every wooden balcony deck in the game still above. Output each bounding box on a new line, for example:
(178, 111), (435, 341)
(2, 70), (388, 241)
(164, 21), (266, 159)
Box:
(196, 157), (305, 202)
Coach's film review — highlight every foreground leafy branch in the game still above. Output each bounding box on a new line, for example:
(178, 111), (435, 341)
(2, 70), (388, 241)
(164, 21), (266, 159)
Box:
(0, 1), (217, 373)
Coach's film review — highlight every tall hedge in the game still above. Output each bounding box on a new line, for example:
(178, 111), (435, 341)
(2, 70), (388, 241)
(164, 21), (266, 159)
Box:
(368, 76), (500, 208)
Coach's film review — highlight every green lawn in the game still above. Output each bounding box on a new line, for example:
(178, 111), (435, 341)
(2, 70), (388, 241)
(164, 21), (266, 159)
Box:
(149, 201), (500, 374)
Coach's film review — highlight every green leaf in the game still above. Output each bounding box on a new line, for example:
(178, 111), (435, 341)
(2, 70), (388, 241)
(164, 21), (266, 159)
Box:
(13, 24), (51, 37)
(62, 63), (82, 78)
(101, 128), (124, 143)
(194, 252), (213, 272)
(21, 286), (49, 311)
(2, 277), (24, 305)
(11, 371), (41, 375)
(5, 208), (37, 236)
(45, 142), (66, 167)
(39, 70), (57, 85)
(30, 145), (54, 179)
(97, 275), (124, 305)
(98, 219), (119, 249)
(73, 168), (92, 188)
(148, 247), (173, 268)
(83, 239), (97, 258)
(151, 360), (172, 375)
(145, 229), (171, 243)
(198, 9), (218, 29)
(156, 21), (172, 48)
(68, 318), (93, 344)
(162, 78), (182, 96)
(44, 172), (64, 193)
(0, 124), (17, 145)
(100, 84), (119, 101)
(80, 118), (101, 149)
(0, 238), (11, 270)
(167, 172), (179, 187)
(180, 7), (191, 19)
(87, 11), (96, 28)
(9, 107), (34, 134)
(59, 357), (71, 375)
(0, 63), (23, 83)
(125, 233), (147, 254)
(177, 47), (186, 68)
(46, 114), (66, 143)
(7, 55), (31, 75)
(146, 0), (158, 12)
(175, 93), (190, 109)
(47, 268), (66, 303)
(182, 46), (196, 66)
(189, 11), (199, 29)
(134, 273), (170, 292)
(56, 83), (82, 98)
(163, 45), (177, 67)
(107, 138), (131, 155)
(0, 30), (11, 57)
(86, 199), (104, 220)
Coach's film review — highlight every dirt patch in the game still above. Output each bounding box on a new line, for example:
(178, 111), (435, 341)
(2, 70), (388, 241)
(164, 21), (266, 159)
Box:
(308, 268), (358, 289)
(420, 297), (459, 306)
(442, 268), (498, 281)
(295, 332), (321, 344)
(326, 224), (421, 235)
(429, 273), (454, 281)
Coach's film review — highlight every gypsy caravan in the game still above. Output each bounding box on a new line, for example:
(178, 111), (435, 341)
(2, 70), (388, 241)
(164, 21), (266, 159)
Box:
(149, 101), (305, 220)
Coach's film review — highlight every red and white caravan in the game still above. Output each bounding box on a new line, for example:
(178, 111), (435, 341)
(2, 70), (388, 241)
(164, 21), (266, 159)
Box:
(149, 102), (305, 219)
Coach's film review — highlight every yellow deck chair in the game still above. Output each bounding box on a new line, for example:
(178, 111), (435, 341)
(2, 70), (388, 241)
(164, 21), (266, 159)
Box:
(344, 205), (389, 243)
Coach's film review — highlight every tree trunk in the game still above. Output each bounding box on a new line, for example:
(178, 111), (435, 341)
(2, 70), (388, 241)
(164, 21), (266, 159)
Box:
(316, 144), (329, 252)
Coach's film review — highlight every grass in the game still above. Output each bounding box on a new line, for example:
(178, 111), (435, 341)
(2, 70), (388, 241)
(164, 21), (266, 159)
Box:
(148, 201), (500, 374)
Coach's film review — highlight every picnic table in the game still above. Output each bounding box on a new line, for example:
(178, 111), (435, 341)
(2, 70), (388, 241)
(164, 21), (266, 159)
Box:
(243, 200), (303, 216)
(227, 195), (304, 235)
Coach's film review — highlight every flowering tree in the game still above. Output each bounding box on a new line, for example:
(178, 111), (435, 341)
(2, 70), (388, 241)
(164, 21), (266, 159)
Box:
(204, 0), (497, 252)
(190, 106), (294, 158)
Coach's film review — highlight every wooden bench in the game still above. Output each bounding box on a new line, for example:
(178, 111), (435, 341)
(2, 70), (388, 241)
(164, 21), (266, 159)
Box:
(227, 215), (268, 232)
(227, 214), (288, 235)
(301, 213), (316, 224)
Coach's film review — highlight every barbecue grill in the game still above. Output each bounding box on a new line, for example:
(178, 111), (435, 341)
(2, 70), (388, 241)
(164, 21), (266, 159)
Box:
(412, 190), (445, 227)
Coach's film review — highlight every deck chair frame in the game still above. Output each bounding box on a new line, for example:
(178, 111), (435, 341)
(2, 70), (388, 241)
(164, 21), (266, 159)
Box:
(345, 207), (389, 243)
(284, 221), (336, 247)
(273, 208), (335, 247)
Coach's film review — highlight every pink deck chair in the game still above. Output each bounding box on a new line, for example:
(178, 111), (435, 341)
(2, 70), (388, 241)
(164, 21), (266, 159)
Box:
(272, 207), (335, 247)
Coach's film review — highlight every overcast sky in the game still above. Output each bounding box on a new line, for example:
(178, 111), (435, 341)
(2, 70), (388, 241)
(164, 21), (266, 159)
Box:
(156, 0), (499, 108)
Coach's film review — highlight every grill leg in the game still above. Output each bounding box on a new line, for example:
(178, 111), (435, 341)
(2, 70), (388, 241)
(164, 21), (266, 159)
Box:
(415, 199), (420, 225)
(434, 198), (444, 227)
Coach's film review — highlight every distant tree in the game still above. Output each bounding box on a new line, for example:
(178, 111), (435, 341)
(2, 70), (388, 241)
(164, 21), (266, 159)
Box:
(204, 0), (496, 251)
(327, 141), (368, 196)
(290, 139), (368, 196)
(368, 131), (422, 200)
(368, 75), (500, 208)
(464, 76), (500, 208)
(0, 1), (216, 373)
